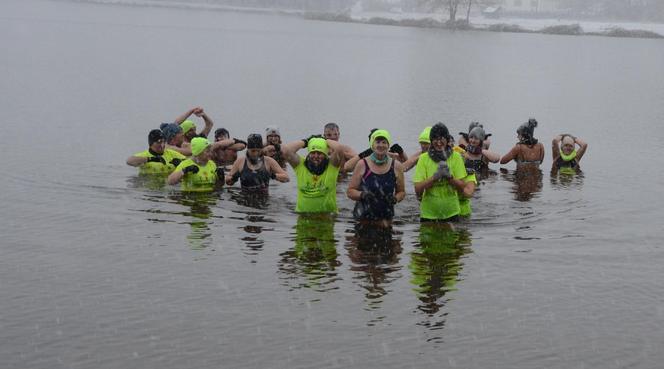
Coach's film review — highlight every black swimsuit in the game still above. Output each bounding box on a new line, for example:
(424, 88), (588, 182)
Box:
(240, 158), (271, 193)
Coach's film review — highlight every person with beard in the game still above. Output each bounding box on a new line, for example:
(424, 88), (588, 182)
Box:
(500, 118), (545, 167)
(413, 123), (468, 222)
(281, 135), (351, 213)
(126, 129), (186, 175)
(226, 133), (289, 193)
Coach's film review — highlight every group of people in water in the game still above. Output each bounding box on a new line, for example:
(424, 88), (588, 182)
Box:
(127, 106), (588, 223)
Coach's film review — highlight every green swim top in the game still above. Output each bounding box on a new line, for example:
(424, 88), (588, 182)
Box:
(413, 151), (467, 220)
(133, 149), (186, 175)
(174, 159), (218, 192)
(294, 156), (340, 213)
(458, 172), (477, 217)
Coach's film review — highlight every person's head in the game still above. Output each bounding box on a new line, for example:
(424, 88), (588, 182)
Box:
(468, 126), (486, 147)
(429, 122), (450, 151)
(214, 128), (230, 142)
(190, 137), (211, 161)
(517, 118), (538, 144)
(148, 129), (165, 154)
(160, 123), (184, 146)
(180, 120), (197, 141)
(369, 129), (391, 156)
(468, 121), (482, 134)
(418, 126), (431, 152)
(306, 137), (329, 166)
(560, 134), (576, 155)
(323, 122), (340, 141)
(265, 126), (281, 145)
(246, 133), (264, 164)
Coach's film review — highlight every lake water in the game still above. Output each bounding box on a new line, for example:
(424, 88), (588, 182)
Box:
(2, 1), (664, 368)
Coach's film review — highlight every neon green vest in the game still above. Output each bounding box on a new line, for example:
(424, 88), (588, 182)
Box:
(413, 151), (467, 220)
(134, 149), (186, 175)
(294, 156), (340, 213)
(174, 159), (218, 192)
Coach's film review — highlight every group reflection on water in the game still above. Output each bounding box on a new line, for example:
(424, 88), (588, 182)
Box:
(170, 192), (217, 250)
(278, 214), (340, 292)
(501, 165), (543, 201)
(345, 221), (403, 308)
(410, 223), (472, 319)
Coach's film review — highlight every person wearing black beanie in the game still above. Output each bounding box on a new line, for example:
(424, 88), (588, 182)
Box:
(225, 133), (289, 193)
(126, 129), (186, 175)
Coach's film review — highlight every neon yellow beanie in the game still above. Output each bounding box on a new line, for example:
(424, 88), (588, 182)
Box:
(419, 127), (431, 144)
(191, 137), (210, 156)
(307, 137), (329, 156)
(369, 129), (392, 148)
(180, 120), (196, 135)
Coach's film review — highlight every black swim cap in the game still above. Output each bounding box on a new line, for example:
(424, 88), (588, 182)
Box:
(148, 129), (164, 146)
(429, 122), (450, 141)
(247, 134), (264, 149)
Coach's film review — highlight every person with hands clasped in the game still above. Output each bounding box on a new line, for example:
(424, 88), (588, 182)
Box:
(126, 129), (186, 175)
(167, 137), (224, 192)
(346, 129), (405, 223)
(281, 134), (351, 213)
(413, 123), (468, 222)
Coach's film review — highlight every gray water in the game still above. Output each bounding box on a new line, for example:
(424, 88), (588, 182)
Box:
(2, 1), (664, 368)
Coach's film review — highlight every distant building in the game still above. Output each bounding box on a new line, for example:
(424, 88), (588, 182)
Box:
(496, 0), (563, 14)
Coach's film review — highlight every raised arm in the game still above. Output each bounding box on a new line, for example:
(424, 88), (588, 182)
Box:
(575, 137), (588, 161)
(173, 106), (201, 125)
(326, 139), (350, 168)
(197, 109), (214, 138)
(266, 156), (289, 183)
(551, 135), (563, 161)
(281, 139), (306, 168)
(403, 151), (422, 172)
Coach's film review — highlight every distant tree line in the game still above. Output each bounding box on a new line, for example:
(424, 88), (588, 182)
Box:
(559, 0), (664, 22)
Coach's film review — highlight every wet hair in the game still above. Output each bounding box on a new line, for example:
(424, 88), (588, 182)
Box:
(148, 129), (164, 146)
(160, 123), (182, 142)
(324, 122), (339, 131)
(429, 122), (450, 141)
(247, 134), (264, 149)
(214, 128), (230, 140)
(517, 118), (538, 145)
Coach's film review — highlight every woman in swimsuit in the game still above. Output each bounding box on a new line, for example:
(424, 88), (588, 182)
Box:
(500, 118), (545, 167)
(226, 134), (289, 193)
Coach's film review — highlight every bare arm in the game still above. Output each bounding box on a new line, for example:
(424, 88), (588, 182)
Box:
(393, 161), (406, 203)
(403, 151), (422, 172)
(173, 106), (201, 125)
(481, 149), (501, 163)
(281, 139), (306, 168)
(225, 157), (243, 186)
(343, 154), (362, 173)
(198, 111), (214, 138)
(126, 155), (148, 167)
(167, 169), (184, 185)
(327, 139), (349, 168)
(346, 159), (366, 201)
(551, 135), (562, 161)
(461, 180), (476, 198)
(166, 143), (192, 157)
(266, 156), (289, 183)
(500, 145), (519, 165)
(575, 138), (588, 161)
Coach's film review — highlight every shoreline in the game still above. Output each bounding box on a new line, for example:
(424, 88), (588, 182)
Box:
(58, 0), (663, 40)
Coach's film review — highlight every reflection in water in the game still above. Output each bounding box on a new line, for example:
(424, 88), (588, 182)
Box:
(278, 214), (340, 293)
(228, 188), (269, 209)
(410, 223), (472, 331)
(126, 174), (168, 191)
(345, 222), (403, 314)
(550, 167), (585, 189)
(501, 165), (543, 201)
(171, 192), (218, 250)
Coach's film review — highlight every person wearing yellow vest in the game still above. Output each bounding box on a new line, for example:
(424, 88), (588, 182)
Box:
(167, 137), (224, 192)
(413, 123), (468, 222)
(282, 135), (351, 213)
(458, 169), (478, 217)
(551, 133), (588, 173)
(126, 129), (186, 175)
